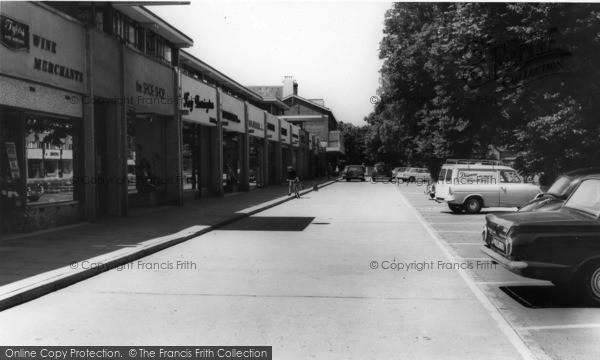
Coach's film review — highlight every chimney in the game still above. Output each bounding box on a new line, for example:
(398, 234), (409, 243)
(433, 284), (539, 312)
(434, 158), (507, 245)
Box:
(282, 76), (297, 97)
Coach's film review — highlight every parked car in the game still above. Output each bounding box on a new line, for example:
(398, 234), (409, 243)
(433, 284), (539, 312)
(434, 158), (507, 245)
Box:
(392, 167), (406, 178)
(519, 167), (600, 212)
(371, 163), (393, 182)
(481, 175), (600, 305)
(345, 165), (366, 182)
(400, 167), (431, 182)
(434, 159), (541, 214)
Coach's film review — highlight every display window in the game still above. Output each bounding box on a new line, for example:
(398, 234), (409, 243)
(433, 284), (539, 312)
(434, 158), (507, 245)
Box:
(1, 108), (77, 207)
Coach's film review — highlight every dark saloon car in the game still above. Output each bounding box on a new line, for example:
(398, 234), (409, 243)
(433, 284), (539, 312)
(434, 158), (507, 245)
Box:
(519, 167), (600, 212)
(370, 163), (393, 182)
(481, 175), (600, 305)
(345, 165), (366, 182)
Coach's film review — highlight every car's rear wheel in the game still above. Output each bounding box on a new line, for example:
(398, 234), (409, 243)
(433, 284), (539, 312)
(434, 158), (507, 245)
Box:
(448, 204), (463, 213)
(464, 197), (482, 214)
(580, 262), (600, 306)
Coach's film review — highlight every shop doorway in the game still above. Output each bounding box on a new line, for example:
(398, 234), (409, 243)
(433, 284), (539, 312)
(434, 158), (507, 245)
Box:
(127, 113), (166, 207)
(249, 137), (264, 189)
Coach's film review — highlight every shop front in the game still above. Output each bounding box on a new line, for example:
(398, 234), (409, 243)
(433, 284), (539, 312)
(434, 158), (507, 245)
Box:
(180, 74), (219, 199)
(279, 119), (291, 181)
(291, 124), (300, 175)
(247, 104), (266, 190)
(221, 92), (246, 193)
(123, 48), (178, 209)
(1, 3), (86, 233)
(266, 113), (280, 185)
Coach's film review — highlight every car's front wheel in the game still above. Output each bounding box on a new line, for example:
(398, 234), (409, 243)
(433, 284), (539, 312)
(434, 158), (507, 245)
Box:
(464, 197), (482, 214)
(448, 204), (463, 213)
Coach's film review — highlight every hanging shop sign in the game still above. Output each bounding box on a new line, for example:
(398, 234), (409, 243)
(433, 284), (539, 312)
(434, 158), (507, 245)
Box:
(1, 14), (29, 51)
(0, 3), (86, 93)
(180, 74), (217, 126)
(247, 104), (265, 139)
(221, 92), (245, 133)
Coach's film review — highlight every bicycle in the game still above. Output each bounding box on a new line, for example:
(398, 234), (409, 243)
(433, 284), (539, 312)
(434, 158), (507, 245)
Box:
(288, 178), (301, 199)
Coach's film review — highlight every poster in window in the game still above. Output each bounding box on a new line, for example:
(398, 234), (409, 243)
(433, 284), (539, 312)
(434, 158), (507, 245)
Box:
(5, 142), (20, 180)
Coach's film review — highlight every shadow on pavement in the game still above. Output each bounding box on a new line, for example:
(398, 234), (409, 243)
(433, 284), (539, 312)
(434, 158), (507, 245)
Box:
(500, 285), (589, 308)
(219, 217), (315, 231)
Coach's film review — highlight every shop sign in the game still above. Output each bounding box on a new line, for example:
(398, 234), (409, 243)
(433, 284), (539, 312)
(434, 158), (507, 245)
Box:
(222, 111), (240, 123)
(0, 3), (86, 93)
(124, 48), (173, 115)
(1, 14), (29, 51)
(44, 149), (61, 159)
(266, 113), (279, 142)
(221, 92), (245, 133)
(180, 75), (217, 126)
(182, 92), (214, 113)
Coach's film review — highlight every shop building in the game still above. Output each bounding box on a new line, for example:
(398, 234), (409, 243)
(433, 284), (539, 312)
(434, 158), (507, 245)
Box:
(1, 2), (336, 235)
(249, 76), (345, 177)
(1, 2), (88, 233)
(1, 1), (193, 234)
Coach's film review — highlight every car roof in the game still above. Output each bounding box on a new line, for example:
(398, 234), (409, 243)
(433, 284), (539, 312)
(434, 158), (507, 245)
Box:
(441, 164), (514, 170)
(563, 167), (600, 177)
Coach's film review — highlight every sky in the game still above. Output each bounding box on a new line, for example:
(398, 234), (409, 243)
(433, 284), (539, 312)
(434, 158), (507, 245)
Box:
(149, 1), (391, 126)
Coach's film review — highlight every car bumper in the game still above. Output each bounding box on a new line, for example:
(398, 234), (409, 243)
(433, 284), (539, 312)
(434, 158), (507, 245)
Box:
(480, 245), (573, 281)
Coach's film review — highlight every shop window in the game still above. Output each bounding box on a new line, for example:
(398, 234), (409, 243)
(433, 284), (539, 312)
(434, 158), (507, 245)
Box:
(182, 123), (200, 191)
(24, 115), (75, 204)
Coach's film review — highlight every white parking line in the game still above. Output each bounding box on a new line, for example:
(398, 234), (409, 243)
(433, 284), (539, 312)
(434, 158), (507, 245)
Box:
(431, 222), (484, 225)
(396, 188), (548, 360)
(517, 324), (600, 331)
(437, 230), (481, 233)
(447, 242), (482, 245)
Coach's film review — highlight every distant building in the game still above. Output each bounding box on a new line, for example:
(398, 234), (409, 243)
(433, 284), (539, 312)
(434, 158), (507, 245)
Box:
(248, 76), (345, 177)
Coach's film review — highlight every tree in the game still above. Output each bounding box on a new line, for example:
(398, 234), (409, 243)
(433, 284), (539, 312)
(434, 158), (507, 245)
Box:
(368, 3), (600, 180)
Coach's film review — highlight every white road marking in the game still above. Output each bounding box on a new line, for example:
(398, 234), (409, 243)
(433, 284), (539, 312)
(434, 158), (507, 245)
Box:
(430, 222), (484, 225)
(437, 230), (481, 233)
(396, 187), (549, 360)
(518, 324), (600, 331)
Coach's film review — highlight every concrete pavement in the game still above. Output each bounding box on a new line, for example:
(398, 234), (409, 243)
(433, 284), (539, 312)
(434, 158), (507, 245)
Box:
(0, 178), (334, 312)
(0, 181), (533, 359)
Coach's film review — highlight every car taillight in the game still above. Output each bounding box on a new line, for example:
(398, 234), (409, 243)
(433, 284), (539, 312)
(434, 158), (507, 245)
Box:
(448, 186), (452, 195)
(506, 227), (518, 255)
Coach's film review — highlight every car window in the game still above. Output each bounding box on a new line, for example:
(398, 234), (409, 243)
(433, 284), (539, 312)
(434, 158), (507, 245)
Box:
(457, 170), (496, 184)
(439, 169), (446, 181)
(347, 166), (362, 171)
(565, 179), (600, 217)
(547, 176), (571, 197)
(500, 170), (521, 183)
(445, 169), (453, 182)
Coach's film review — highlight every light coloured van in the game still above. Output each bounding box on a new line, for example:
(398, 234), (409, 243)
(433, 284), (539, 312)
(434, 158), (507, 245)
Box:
(434, 159), (541, 213)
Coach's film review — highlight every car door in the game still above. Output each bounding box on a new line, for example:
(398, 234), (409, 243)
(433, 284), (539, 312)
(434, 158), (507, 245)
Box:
(498, 170), (529, 206)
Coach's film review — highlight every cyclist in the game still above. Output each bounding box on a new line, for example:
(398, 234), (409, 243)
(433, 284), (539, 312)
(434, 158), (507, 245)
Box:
(286, 166), (300, 198)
